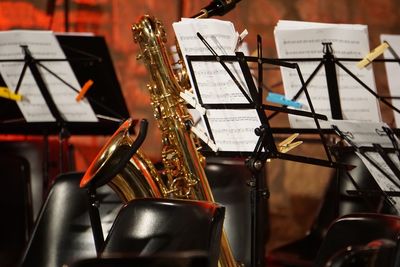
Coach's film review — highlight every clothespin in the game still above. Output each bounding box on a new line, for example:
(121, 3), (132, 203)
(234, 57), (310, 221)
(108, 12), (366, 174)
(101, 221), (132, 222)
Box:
(180, 90), (206, 115)
(357, 42), (389, 69)
(191, 125), (219, 152)
(234, 29), (248, 52)
(278, 133), (303, 153)
(0, 86), (23, 101)
(267, 92), (303, 109)
(76, 79), (94, 102)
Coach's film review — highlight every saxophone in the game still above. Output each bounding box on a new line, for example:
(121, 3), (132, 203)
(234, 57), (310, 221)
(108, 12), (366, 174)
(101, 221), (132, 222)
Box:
(131, 15), (237, 267)
(81, 12), (239, 267)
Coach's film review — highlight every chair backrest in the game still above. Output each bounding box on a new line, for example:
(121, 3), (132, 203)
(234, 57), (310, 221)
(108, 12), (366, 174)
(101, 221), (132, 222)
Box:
(69, 252), (209, 267)
(314, 213), (400, 267)
(101, 198), (225, 267)
(19, 172), (97, 267)
(0, 154), (32, 267)
(325, 242), (397, 267)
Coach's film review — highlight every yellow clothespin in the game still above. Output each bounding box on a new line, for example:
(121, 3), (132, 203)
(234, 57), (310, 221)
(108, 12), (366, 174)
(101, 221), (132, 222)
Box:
(0, 86), (22, 101)
(357, 42), (389, 69)
(278, 133), (303, 153)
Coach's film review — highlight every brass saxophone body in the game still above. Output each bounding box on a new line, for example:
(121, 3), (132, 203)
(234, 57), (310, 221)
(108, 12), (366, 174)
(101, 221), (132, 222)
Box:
(131, 16), (237, 267)
(131, 16), (212, 200)
(81, 14), (238, 267)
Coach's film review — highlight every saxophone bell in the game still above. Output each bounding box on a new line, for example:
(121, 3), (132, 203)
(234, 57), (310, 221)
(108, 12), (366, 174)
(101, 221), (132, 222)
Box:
(80, 118), (165, 202)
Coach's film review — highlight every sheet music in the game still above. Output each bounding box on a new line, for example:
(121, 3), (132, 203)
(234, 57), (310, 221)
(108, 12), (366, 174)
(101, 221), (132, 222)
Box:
(173, 18), (250, 103)
(0, 30), (98, 122)
(205, 109), (261, 152)
(173, 19), (261, 152)
(332, 120), (400, 212)
(274, 20), (381, 128)
(380, 34), (400, 127)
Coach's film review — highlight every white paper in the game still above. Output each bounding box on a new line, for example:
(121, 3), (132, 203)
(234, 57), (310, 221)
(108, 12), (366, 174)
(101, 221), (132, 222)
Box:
(206, 109), (261, 152)
(274, 21), (381, 128)
(173, 18), (250, 104)
(332, 120), (400, 212)
(173, 19), (261, 152)
(380, 34), (400, 128)
(0, 30), (98, 122)
(331, 120), (394, 147)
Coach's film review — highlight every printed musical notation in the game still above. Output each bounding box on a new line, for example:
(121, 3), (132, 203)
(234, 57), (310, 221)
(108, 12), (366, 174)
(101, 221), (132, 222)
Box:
(173, 19), (261, 152)
(173, 19), (250, 104)
(191, 61), (249, 104)
(274, 20), (381, 129)
(0, 30), (98, 122)
(206, 109), (261, 152)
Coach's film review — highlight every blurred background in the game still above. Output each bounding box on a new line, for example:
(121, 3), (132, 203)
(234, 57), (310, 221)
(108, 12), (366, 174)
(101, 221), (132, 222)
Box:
(0, 0), (400, 263)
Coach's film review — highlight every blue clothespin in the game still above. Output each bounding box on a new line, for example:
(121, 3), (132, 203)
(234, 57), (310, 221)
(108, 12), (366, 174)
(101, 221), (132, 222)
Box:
(266, 92), (302, 109)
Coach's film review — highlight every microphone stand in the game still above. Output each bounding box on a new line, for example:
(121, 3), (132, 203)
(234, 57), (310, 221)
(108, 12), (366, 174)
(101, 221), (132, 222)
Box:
(191, 0), (242, 18)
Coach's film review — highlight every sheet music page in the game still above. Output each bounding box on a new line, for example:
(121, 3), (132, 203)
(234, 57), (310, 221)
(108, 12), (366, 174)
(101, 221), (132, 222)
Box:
(173, 19), (261, 152)
(173, 18), (250, 103)
(332, 120), (400, 212)
(274, 21), (381, 128)
(0, 30), (98, 122)
(380, 34), (400, 127)
(206, 109), (261, 152)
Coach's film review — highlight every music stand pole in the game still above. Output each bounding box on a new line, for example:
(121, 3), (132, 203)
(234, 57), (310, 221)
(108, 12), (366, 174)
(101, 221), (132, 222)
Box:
(21, 45), (72, 175)
(245, 147), (270, 267)
(323, 42), (343, 120)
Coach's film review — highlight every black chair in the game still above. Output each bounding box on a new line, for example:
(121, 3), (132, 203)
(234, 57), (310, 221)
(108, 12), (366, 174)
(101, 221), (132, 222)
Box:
(100, 198), (225, 267)
(313, 213), (400, 267)
(324, 241), (397, 267)
(0, 155), (32, 267)
(19, 172), (121, 267)
(268, 151), (397, 267)
(69, 252), (209, 267)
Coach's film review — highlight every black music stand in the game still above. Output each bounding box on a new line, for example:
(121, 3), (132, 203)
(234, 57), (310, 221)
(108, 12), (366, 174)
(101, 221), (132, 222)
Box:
(0, 32), (130, 194)
(278, 42), (400, 123)
(279, 42), (400, 214)
(185, 33), (338, 267)
(332, 124), (400, 213)
(0, 34), (129, 135)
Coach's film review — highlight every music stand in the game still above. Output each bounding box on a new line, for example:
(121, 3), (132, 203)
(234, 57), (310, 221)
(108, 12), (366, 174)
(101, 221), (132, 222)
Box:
(185, 33), (338, 267)
(278, 42), (400, 215)
(332, 123), (400, 213)
(0, 33), (130, 135)
(0, 31), (130, 194)
(274, 42), (400, 124)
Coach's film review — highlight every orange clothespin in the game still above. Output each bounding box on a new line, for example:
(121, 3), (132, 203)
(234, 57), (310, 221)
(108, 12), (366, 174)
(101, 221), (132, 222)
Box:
(75, 79), (94, 102)
(278, 133), (303, 153)
(0, 86), (22, 101)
